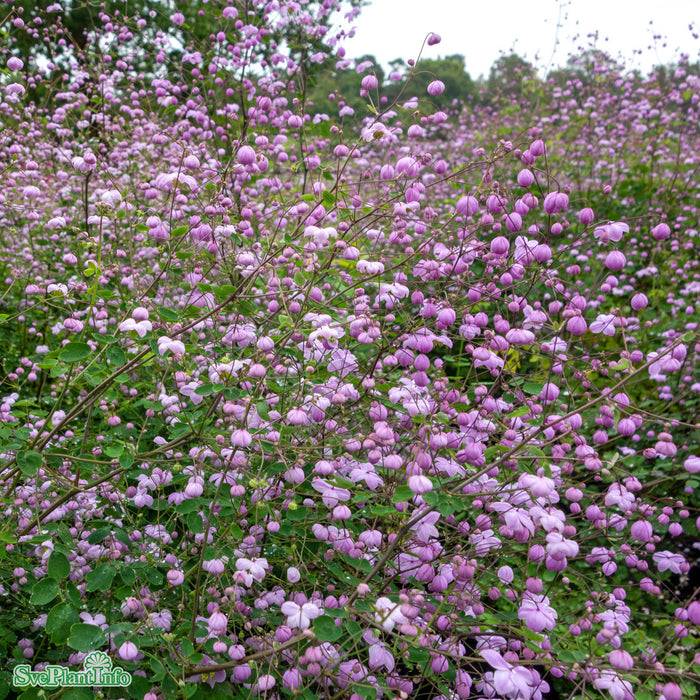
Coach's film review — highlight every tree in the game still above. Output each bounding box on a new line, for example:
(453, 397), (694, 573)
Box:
(486, 53), (536, 101)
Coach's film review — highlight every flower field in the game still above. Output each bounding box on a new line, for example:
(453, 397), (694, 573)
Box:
(0, 1), (699, 699)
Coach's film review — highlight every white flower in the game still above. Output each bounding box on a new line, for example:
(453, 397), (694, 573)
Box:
(280, 601), (322, 630)
(589, 313), (616, 336)
(157, 336), (186, 356)
(374, 597), (408, 632)
(100, 190), (122, 207)
(119, 318), (152, 338)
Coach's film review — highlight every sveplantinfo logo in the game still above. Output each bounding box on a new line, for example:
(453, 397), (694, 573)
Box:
(12, 651), (132, 688)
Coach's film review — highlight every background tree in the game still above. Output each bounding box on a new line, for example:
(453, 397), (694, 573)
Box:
(485, 52), (536, 101)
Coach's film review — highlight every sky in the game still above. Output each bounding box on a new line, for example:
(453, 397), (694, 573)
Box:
(339, 0), (700, 79)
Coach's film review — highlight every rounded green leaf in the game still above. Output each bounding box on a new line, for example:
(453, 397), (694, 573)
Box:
(67, 623), (106, 652)
(17, 451), (42, 476)
(46, 602), (80, 644)
(86, 563), (116, 592)
(313, 615), (342, 641)
(59, 342), (92, 363)
(30, 578), (59, 606)
(47, 551), (70, 580)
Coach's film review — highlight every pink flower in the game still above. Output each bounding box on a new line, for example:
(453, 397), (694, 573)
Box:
(202, 558), (227, 575)
(593, 221), (628, 242)
(427, 79), (445, 96)
(630, 293), (648, 310)
(567, 316), (587, 335)
(361, 74), (378, 91)
(100, 190), (122, 207)
(208, 611), (228, 635)
(237, 145), (256, 166)
(491, 236), (510, 255)
(506, 328), (535, 345)
(609, 649), (634, 670)
(517, 169), (535, 187)
(652, 223), (671, 240)
(518, 592), (557, 632)
(593, 670), (633, 700)
(684, 455), (700, 473)
(118, 641), (139, 661)
(456, 195), (478, 216)
(231, 429), (252, 447)
(235, 557), (269, 584)
(479, 648), (535, 698)
(605, 251), (626, 270)
(167, 569), (184, 586)
(543, 191), (569, 214)
(630, 520), (653, 543)
(653, 551), (686, 574)
(408, 474), (433, 494)
(256, 674), (276, 693)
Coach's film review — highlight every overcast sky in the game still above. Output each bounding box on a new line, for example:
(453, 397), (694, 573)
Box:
(339, 0), (700, 79)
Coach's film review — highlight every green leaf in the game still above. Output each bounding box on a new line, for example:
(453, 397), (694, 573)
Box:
(149, 657), (167, 681)
(157, 306), (180, 321)
(294, 271), (305, 287)
(17, 450), (42, 476)
(176, 499), (201, 514)
(47, 551), (70, 580)
(187, 512), (204, 534)
(30, 578), (59, 605)
(119, 454), (134, 469)
(194, 383), (224, 396)
(120, 566), (136, 585)
(106, 346), (127, 366)
(46, 602), (80, 644)
(104, 444), (124, 458)
(59, 342), (92, 363)
(392, 485), (413, 503)
(322, 190), (336, 206)
(62, 690), (94, 700)
(67, 623), (106, 652)
(313, 615), (342, 641)
(86, 564), (116, 592)
(66, 582), (82, 607)
(180, 637), (195, 658)
(87, 527), (111, 544)
(144, 567), (163, 586)
(286, 506), (308, 521)
(522, 382), (543, 395)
